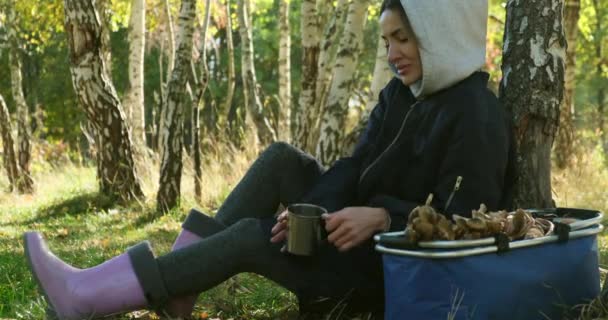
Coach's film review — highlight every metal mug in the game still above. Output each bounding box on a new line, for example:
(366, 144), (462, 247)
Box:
(286, 203), (328, 256)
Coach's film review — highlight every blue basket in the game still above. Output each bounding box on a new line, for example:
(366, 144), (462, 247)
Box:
(375, 208), (603, 320)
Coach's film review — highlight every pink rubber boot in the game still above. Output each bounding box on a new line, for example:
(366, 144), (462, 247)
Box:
(23, 232), (150, 320)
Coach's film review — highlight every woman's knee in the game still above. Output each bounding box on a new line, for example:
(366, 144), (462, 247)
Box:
(263, 142), (322, 173)
(232, 218), (265, 240)
(263, 142), (299, 159)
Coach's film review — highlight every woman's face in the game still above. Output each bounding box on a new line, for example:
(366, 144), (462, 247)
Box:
(380, 8), (422, 86)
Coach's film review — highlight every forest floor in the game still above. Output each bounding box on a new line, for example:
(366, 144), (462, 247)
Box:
(0, 145), (302, 320)
(3, 141), (608, 319)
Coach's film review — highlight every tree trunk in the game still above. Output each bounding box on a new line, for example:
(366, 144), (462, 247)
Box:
(96, 0), (113, 76)
(124, 0), (147, 149)
(158, 0), (176, 146)
(292, 0), (322, 150)
(277, 0), (292, 142)
(191, 0), (212, 203)
(224, 0), (236, 123)
(341, 35), (393, 155)
(315, 0), (369, 165)
(0, 94), (22, 193)
(554, 0), (580, 169)
(64, 0), (144, 202)
(156, 0), (197, 212)
(154, 39), (166, 151)
(8, 5), (34, 193)
(309, 0), (348, 151)
(367, 36), (393, 112)
(499, 0), (566, 208)
(164, 0), (176, 76)
(237, 0), (277, 145)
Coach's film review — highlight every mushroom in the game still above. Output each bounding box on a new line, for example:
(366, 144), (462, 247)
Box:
(405, 227), (418, 242)
(524, 226), (545, 239)
(535, 218), (554, 236)
(435, 217), (455, 240)
(465, 217), (487, 231)
(413, 220), (435, 241)
(505, 209), (535, 240)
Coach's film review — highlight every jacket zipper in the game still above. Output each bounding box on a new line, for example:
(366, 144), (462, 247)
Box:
(359, 101), (420, 183)
(444, 176), (463, 212)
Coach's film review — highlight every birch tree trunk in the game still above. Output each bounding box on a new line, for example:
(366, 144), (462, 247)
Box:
(554, 0), (580, 169)
(164, 0), (176, 76)
(0, 95), (22, 193)
(154, 39), (165, 151)
(367, 36), (393, 112)
(124, 0), (147, 149)
(499, 0), (566, 208)
(309, 0), (348, 151)
(8, 5), (34, 193)
(96, 0), (113, 75)
(191, 0), (212, 202)
(237, 0), (277, 145)
(64, 0), (144, 201)
(156, 0), (196, 212)
(292, 0), (322, 150)
(224, 0), (236, 125)
(158, 0), (176, 146)
(277, 0), (292, 141)
(315, 0), (369, 165)
(342, 36), (393, 155)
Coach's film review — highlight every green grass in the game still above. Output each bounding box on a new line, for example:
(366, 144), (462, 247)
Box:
(0, 158), (299, 319)
(3, 141), (608, 319)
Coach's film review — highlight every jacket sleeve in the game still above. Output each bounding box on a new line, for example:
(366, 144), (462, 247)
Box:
(299, 87), (389, 213)
(367, 194), (418, 231)
(368, 102), (511, 232)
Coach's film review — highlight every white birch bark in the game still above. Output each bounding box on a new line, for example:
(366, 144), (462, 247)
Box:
(342, 36), (393, 155)
(192, 0), (212, 202)
(499, 0), (566, 208)
(164, 0), (176, 76)
(315, 0), (369, 165)
(292, 0), (322, 150)
(0, 94), (22, 193)
(237, 0), (277, 145)
(156, 0), (197, 212)
(124, 0), (147, 148)
(159, 0), (176, 141)
(278, 0), (292, 141)
(64, 0), (144, 201)
(8, 5), (34, 193)
(96, 0), (113, 75)
(367, 35), (393, 112)
(224, 0), (236, 121)
(312, 0), (348, 131)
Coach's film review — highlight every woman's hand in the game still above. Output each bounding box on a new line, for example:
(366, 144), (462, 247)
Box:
(270, 210), (289, 243)
(324, 207), (389, 252)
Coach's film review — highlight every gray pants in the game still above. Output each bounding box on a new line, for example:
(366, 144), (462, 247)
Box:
(136, 142), (383, 314)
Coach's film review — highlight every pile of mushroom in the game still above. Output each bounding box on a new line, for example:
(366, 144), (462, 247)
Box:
(405, 194), (556, 242)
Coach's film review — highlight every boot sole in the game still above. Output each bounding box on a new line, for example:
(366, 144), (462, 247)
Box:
(23, 233), (60, 320)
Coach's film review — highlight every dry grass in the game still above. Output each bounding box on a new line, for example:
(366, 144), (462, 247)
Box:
(3, 136), (608, 319)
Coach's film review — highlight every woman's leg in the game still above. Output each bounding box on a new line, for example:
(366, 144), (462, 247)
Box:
(213, 142), (324, 226)
(167, 142), (323, 317)
(166, 210), (226, 318)
(156, 218), (354, 304)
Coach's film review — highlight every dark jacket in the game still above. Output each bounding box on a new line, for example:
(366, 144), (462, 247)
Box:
(296, 72), (516, 312)
(302, 71), (515, 231)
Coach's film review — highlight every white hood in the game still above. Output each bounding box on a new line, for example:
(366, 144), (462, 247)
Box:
(399, 0), (488, 98)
